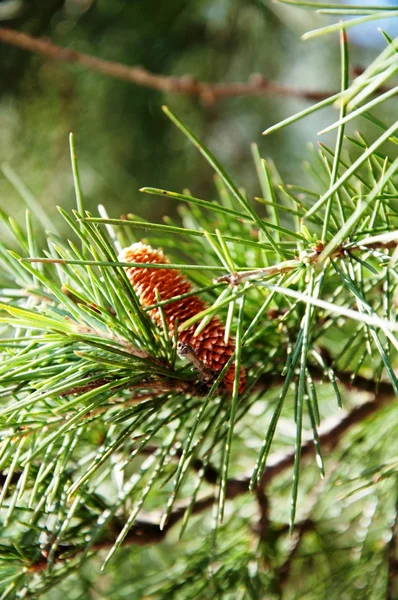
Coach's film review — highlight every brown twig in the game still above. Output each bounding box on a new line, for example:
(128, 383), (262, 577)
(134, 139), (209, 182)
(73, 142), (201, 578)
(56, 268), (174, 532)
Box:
(0, 27), (337, 104)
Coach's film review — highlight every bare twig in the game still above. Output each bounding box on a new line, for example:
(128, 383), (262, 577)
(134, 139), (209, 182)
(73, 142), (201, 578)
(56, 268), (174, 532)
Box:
(0, 27), (338, 103)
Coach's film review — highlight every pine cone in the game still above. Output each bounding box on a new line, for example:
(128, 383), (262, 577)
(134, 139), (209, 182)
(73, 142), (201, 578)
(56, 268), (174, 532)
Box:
(119, 242), (245, 393)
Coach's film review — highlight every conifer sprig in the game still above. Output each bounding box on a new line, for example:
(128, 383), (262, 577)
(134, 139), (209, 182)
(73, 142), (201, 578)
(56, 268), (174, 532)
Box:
(0, 8), (398, 597)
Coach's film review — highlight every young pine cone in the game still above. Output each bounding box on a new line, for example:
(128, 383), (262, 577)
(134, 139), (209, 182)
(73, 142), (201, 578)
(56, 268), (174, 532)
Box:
(119, 242), (245, 393)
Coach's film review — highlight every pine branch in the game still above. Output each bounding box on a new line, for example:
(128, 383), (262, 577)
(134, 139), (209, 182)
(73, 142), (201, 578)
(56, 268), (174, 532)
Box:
(0, 27), (374, 104)
(1, 21), (398, 590)
(24, 372), (394, 576)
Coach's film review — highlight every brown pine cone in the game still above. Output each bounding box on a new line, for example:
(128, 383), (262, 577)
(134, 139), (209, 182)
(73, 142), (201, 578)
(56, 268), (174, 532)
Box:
(119, 242), (245, 393)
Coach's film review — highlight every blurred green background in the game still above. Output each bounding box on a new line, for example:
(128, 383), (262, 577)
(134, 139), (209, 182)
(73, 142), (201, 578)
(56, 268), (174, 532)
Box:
(0, 0), (396, 231)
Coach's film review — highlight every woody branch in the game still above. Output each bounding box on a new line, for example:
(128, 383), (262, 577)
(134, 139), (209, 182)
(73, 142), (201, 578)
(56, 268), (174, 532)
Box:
(0, 27), (366, 104)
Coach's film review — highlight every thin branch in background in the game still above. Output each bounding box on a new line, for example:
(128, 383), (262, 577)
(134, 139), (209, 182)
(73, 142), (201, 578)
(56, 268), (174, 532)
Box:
(0, 27), (354, 103)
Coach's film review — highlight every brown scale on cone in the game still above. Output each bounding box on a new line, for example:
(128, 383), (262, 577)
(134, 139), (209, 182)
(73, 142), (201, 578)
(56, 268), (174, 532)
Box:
(119, 242), (245, 393)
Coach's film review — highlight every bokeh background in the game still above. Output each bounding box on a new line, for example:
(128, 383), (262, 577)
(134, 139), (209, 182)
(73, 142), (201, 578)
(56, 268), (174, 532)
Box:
(0, 0), (397, 231)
